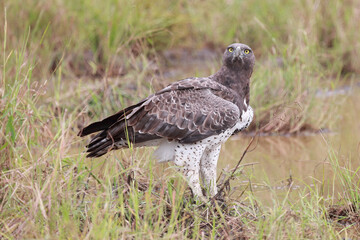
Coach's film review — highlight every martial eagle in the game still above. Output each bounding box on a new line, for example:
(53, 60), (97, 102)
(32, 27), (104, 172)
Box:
(78, 43), (255, 201)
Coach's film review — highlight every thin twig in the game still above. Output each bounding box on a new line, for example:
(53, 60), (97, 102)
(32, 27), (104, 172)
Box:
(211, 119), (274, 202)
(211, 137), (256, 201)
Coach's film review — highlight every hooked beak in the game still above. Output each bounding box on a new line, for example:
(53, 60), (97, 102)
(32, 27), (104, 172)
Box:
(232, 47), (243, 63)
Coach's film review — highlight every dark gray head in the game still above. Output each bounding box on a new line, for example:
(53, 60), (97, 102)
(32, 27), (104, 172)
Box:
(222, 43), (255, 74)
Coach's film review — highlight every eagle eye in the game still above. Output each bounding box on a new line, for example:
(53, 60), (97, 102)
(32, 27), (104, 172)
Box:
(244, 49), (250, 54)
(228, 47), (234, 53)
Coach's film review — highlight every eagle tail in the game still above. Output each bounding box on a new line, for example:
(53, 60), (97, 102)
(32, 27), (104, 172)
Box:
(77, 100), (146, 137)
(80, 116), (161, 158)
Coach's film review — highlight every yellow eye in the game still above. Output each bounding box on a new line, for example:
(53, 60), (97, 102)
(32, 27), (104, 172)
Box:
(228, 47), (234, 52)
(244, 49), (250, 54)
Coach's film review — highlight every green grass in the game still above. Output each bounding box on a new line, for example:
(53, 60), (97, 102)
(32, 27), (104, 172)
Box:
(1, 0), (360, 238)
(2, 0), (360, 78)
(3, 0), (358, 132)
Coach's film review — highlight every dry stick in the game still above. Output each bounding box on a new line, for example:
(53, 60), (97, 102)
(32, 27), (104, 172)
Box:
(210, 119), (275, 202)
(211, 136), (256, 201)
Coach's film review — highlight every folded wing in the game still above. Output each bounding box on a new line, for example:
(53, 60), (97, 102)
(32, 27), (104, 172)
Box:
(78, 78), (241, 157)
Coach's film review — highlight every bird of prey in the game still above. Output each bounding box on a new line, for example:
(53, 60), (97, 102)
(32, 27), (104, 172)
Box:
(78, 43), (255, 201)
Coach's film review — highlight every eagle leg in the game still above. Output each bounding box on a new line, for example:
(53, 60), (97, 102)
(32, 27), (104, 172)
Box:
(173, 142), (207, 202)
(200, 145), (221, 197)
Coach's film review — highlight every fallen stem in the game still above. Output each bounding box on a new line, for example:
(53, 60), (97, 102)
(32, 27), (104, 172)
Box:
(211, 136), (256, 201)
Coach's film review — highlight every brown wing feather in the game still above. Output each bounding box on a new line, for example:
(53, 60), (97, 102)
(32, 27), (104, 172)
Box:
(78, 78), (242, 157)
(130, 87), (240, 143)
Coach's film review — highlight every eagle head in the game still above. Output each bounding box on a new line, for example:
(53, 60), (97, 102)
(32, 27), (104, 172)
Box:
(223, 43), (255, 73)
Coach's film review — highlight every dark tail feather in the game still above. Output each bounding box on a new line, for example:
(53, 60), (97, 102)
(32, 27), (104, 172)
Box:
(86, 138), (116, 158)
(83, 124), (132, 158)
(78, 99), (161, 158)
(84, 130), (160, 158)
(78, 112), (122, 137)
(78, 101), (146, 137)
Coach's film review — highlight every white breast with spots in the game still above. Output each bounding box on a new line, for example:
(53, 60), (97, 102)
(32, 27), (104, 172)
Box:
(205, 104), (253, 146)
(238, 104), (254, 132)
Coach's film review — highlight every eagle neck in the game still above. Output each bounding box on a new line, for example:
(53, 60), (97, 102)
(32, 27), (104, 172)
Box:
(211, 66), (251, 105)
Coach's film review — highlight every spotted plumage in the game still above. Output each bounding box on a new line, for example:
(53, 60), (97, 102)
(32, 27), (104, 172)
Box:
(78, 43), (255, 201)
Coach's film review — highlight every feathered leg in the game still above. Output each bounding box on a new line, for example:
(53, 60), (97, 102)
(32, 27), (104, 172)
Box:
(173, 142), (206, 201)
(200, 145), (221, 197)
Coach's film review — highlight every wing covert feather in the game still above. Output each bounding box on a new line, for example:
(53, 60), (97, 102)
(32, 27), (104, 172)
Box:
(129, 86), (240, 143)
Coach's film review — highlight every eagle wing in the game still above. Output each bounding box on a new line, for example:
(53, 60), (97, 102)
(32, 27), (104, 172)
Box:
(78, 78), (241, 157)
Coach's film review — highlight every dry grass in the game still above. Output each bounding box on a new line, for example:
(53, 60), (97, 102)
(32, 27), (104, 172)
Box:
(1, 0), (360, 238)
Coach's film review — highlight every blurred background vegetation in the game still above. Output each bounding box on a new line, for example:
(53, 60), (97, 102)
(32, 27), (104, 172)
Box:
(2, 0), (360, 74)
(2, 0), (360, 75)
(2, 0), (359, 133)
